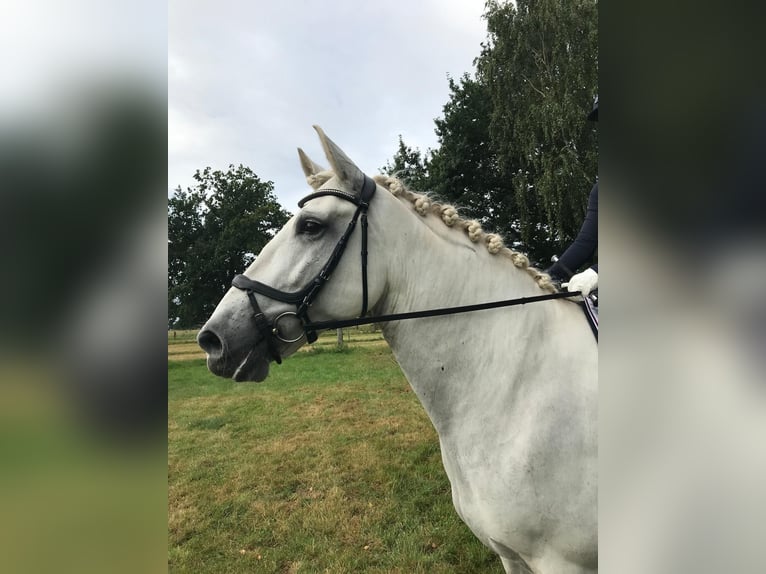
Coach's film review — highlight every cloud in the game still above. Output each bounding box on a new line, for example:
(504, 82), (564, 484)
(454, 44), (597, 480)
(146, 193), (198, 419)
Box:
(168, 0), (488, 207)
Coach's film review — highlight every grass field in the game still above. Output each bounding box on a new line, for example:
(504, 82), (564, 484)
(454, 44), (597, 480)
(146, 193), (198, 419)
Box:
(168, 331), (503, 573)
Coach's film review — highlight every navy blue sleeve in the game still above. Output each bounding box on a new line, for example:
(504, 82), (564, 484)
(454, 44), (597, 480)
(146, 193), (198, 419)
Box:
(548, 182), (598, 280)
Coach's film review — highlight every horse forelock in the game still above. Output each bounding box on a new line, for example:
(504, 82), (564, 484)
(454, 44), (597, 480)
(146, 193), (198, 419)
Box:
(302, 172), (558, 294)
(306, 170), (334, 189)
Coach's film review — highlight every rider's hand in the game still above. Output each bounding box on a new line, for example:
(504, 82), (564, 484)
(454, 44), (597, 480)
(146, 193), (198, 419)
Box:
(562, 268), (598, 297)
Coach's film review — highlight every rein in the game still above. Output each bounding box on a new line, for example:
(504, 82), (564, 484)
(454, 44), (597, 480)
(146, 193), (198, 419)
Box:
(232, 175), (580, 359)
(303, 290), (579, 332)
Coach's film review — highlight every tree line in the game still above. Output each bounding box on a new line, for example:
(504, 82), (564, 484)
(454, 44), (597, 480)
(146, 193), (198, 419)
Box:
(169, 0), (598, 328)
(384, 0), (598, 263)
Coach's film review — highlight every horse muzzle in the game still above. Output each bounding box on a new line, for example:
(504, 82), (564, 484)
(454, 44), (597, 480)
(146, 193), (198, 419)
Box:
(197, 321), (279, 383)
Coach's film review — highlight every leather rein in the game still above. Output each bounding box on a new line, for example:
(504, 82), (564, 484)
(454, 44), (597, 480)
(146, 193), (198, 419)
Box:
(231, 175), (577, 363)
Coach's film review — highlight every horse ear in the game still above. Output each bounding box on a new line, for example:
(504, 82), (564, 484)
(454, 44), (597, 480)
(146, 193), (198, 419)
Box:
(297, 147), (325, 179)
(313, 125), (365, 191)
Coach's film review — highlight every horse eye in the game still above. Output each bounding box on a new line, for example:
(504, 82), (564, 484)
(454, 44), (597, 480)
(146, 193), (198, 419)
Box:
(297, 218), (324, 235)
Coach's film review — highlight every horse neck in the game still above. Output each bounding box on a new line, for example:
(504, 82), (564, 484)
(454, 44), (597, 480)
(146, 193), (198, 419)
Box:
(378, 224), (541, 316)
(373, 205), (560, 433)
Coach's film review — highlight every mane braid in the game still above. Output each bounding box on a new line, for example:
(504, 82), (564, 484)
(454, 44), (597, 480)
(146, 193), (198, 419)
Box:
(303, 172), (557, 293)
(372, 175), (558, 294)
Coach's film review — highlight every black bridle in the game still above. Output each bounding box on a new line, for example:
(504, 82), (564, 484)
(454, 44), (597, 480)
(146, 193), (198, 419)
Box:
(231, 175), (378, 362)
(232, 174), (579, 363)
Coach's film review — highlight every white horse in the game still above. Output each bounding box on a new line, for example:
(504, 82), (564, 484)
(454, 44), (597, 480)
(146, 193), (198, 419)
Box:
(198, 127), (598, 573)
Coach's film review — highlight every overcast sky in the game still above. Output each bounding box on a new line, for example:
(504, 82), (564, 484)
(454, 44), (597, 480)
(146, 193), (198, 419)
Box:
(169, 0), (488, 209)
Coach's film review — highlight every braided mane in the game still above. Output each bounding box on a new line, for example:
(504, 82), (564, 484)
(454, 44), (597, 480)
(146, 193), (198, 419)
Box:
(306, 171), (557, 294)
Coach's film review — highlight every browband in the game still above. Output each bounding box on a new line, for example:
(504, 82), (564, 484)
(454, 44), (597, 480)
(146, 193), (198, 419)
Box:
(297, 175), (377, 208)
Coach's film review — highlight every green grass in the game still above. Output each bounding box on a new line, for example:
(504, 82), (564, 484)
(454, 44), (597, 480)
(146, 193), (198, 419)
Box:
(168, 347), (503, 573)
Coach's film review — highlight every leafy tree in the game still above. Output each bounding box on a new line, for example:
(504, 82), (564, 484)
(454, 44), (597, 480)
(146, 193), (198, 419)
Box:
(381, 1), (597, 265)
(381, 136), (431, 191)
(428, 74), (512, 237)
(478, 0), (598, 262)
(168, 165), (290, 328)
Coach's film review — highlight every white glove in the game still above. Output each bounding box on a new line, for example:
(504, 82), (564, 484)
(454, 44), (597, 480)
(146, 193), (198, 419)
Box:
(563, 268), (598, 297)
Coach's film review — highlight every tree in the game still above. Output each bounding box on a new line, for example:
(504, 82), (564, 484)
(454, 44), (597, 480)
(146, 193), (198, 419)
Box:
(428, 74), (511, 236)
(379, 0), (596, 264)
(168, 165), (290, 328)
(478, 0), (598, 263)
(381, 136), (431, 191)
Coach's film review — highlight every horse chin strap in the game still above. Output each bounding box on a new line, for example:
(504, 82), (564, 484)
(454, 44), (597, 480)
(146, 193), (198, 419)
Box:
(231, 175), (378, 357)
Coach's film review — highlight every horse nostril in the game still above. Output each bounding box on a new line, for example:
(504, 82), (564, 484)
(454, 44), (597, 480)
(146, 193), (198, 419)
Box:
(197, 329), (223, 358)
